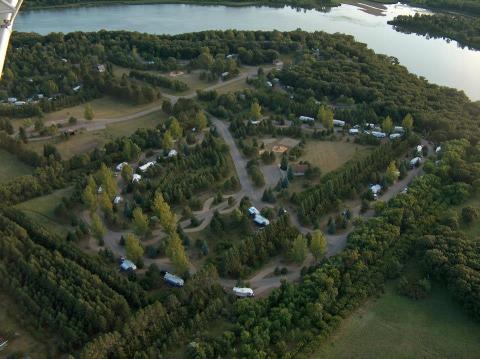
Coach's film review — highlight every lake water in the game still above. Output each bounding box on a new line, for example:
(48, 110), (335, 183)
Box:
(15, 3), (480, 100)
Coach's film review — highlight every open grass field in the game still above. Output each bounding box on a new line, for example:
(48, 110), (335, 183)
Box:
(32, 96), (164, 127)
(27, 110), (166, 159)
(313, 283), (480, 359)
(14, 187), (73, 236)
(299, 140), (371, 174)
(0, 150), (33, 183)
(0, 293), (53, 358)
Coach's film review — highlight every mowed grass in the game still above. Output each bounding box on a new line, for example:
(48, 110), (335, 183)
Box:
(0, 293), (52, 358)
(313, 283), (480, 359)
(299, 140), (371, 174)
(27, 110), (166, 159)
(14, 187), (73, 236)
(37, 96), (163, 124)
(0, 150), (32, 183)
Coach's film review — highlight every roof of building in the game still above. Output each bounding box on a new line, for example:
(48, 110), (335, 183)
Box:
(370, 184), (382, 194)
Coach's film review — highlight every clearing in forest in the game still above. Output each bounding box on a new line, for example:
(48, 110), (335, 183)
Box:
(314, 283), (480, 359)
(299, 140), (370, 174)
(0, 150), (32, 183)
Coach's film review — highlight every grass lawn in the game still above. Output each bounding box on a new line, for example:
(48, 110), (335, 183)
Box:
(0, 293), (53, 358)
(27, 110), (166, 159)
(0, 150), (33, 183)
(14, 187), (73, 236)
(313, 283), (480, 359)
(299, 139), (371, 174)
(36, 96), (164, 125)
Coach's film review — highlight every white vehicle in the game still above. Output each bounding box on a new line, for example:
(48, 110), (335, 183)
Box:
(248, 206), (260, 217)
(349, 128), (359, 135)
(298, 115), (315, 122)
(233, 287), (255, 297)
(132, 173), (142, 182)
(389, 133), (402, 140)
(253, 214), (270, 227)
(416, 145), (423, 154)
(164, 272), (184, 287)
(369, 184), (382, 199)
(120, 259), (137, 271)
(410, 157), (422, 167)
(333, 119), (345, 127)
(139, 161), (155, 172)
(393, 126), (405, 133)
(371, 131), (386, 139)
(116, 162), (128, 171)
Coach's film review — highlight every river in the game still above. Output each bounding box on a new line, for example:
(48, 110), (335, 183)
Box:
(14, 3), (480, 100)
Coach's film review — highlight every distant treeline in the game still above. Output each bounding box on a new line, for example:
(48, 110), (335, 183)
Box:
(24, 0), (338, 10)
(389, 13), (480, 51)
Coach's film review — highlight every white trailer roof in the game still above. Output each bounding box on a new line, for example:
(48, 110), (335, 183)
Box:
(233, 287), (254, 295)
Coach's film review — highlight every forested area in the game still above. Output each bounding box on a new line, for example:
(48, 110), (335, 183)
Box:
(0, 209), (137, 350)
(131, 133), (232, 205)
(1, 29), (480, 357)
(405, 0), (480, 15)
(294, 138), (414, 224)
(389, 13), (480, 51)
(185, 138), (480, 357)
(216, 215), (299, 277)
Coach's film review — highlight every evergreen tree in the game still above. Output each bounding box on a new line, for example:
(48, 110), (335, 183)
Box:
(166, 232), (189, 274)
(310, 230), (327, 262)
(83, 176), (97, 212)
(289, 234), (307, 264)
(386, 161), (399, 184)
(169, 117), (183, 139)
(402, 113), (414, 133)
(125, 233), (144, 263)
(162, 130), (174, 149)
(318, 105), (333, 129)
(250, 102), (262, 120)
(152, 191), (176, 234)
(100, 191), (113, 216)
(132, 207), (149, 236)
(121, 163), (133, 182)
(98, 163), (117, 198)
(84, 104), (94, 121)
(90, 213), (106, 242)
(382, 115), (394, 134)
(195, 111), (208, 130)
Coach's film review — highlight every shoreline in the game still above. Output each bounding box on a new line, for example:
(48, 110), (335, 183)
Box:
(22, 0), (341, 12)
